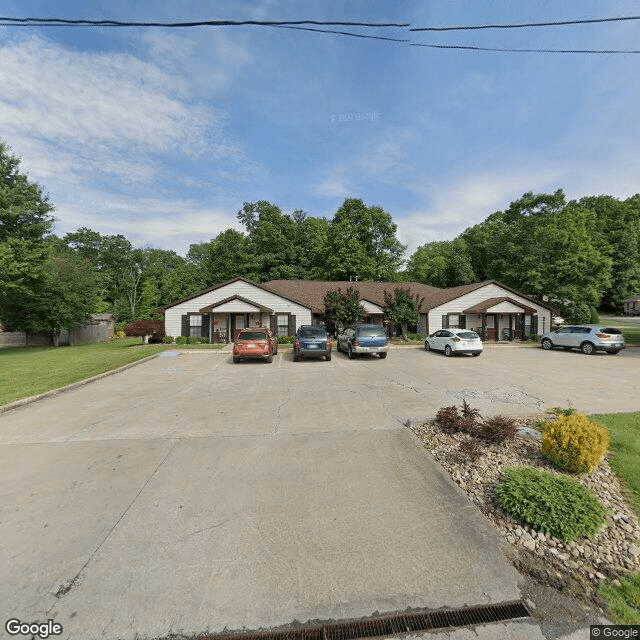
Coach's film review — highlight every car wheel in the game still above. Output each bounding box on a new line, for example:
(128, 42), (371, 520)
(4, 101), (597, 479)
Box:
(274, 344), (278, 355)
(336, 341), (341, 352)
(424, 340), (430, 351)
(444, 345), (453, 357)
(348, 344), (355, 359)
(325, 352), (331, 361)
(581, 341), (595, 355)
(233, 356), (240, 363)
(541, 338), (553, 350)
(378, 352), (387, 359)
(472, 352), (481, 357)
(293, 350), (299, 362)
(267, 353), (273, 363)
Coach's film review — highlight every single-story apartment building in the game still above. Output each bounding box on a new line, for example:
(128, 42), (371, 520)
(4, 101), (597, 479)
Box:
(162, 277), (553, 342)
(622, 294), (640, 316)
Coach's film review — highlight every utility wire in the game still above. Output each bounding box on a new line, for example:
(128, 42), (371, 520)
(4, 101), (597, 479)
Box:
(273, 24), (409, 42)
(410, 42), (640, 54)
(411, 14), (640, 31)
(0, 17), (409, 27)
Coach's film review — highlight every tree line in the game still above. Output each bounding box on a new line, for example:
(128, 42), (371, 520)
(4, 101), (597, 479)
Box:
(2, 138), (639, 343)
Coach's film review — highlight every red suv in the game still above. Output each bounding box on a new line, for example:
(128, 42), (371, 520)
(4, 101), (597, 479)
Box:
(233, 328), (278, 363)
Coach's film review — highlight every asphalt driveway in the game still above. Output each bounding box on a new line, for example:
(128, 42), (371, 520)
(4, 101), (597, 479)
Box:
(1, 346), (638, 639)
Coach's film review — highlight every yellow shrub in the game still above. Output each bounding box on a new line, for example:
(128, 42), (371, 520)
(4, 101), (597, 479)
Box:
(117, 331), (126, 338)
(541, 414), (609, 473)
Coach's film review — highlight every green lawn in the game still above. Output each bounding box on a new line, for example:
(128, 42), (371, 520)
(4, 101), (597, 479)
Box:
(0, 339), (167, 406)
(623, 327), (640, 346)
(599, 573), (640, 625)
(591, 412), (640, 514)
(590, 411), (640, 625)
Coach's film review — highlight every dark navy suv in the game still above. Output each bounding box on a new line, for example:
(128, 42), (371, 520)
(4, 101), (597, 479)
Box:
(293, 325), (332, 361)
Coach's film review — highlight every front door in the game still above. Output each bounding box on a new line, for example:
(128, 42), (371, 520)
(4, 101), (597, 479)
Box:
(485, 314), (497, 340)
(232, 314), (246, 341)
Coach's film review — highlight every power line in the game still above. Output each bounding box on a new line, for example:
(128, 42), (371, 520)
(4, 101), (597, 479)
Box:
(0, 17), (409, 28)
(411, 15), (640, 31)
(410, 42), (640, 54)
(273, 24), (409, 42)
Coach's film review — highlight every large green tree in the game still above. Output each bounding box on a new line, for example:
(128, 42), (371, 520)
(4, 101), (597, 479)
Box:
(186, 229), (252, 287)
(321, 198), (406, 280)
(0, 141), (55, 329)
(405, 238), (476, 287)
(3, 239), (99, 345)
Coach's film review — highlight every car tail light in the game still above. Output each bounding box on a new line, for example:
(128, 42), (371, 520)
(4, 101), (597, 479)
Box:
(327, 340), (332, 349)
(452, 336), (461, 342)
(294, 339), (300, 348)
(595, 333), (610, 339)
(352, 338), (360, 346)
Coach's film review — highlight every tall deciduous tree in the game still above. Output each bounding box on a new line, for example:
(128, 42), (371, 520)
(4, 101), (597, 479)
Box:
(321, 198), (405, 280)
(0, 141), (55, 329)
(405, 239), (476, 287)
(3, 240), (99, 345)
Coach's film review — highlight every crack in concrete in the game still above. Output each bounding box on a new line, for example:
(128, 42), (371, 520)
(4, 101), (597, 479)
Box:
(273, 387), (293, 434)
(454, 387), (545, 409)
(47, 439), (179, 610)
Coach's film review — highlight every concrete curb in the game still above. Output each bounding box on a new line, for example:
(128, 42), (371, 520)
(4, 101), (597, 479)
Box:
(0, 352), (161, 414)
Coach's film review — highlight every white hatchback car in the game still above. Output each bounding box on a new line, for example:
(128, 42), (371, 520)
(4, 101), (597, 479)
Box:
(425, 328), (483, 357)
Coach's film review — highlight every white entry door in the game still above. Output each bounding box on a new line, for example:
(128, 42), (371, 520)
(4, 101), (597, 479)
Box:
(235, 314), (246, 330)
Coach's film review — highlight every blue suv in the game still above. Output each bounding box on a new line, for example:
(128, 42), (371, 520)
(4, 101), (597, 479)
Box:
(293, 325), (332, 361)
(337, 323), (389, 359)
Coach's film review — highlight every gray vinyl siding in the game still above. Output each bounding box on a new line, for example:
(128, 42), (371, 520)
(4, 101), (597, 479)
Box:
(428, 283), (552, 333)
(165, 281), (311, 337)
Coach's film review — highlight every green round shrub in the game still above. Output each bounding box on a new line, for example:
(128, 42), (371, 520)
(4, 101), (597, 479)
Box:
(495, 466), (608, 541)
(175, 336), (187, 345)
(186, 336), (197, 345)
(162, 336), (174, 344)
(542, 413), (609, 473)
(198, 336), (209, 344)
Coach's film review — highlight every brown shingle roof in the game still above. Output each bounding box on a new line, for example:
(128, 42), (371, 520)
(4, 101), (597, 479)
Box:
(263, 280), (445, 313)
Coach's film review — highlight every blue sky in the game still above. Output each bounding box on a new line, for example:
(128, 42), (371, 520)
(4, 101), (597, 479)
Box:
(2, 1), (640, 259)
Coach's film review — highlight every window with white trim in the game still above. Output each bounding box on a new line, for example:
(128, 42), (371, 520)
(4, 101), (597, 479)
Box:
(277, 314), (288, 337)
(448, 314), (460, 328)
(189, 314), (202, 339)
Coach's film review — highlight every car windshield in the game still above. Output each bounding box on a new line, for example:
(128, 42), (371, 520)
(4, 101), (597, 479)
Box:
(299, 328), (326, 338)
(458, 331), (479, 339)
(357, 327), (386, 337)
(238, 331), (267, 340)
(601, 327), (623, 335)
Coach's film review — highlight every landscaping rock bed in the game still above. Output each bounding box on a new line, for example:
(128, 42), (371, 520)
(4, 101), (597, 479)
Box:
(411, 416), (640, 603)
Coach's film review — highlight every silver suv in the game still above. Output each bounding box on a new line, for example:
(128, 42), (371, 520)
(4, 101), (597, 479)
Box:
(540, 325), (625, 355)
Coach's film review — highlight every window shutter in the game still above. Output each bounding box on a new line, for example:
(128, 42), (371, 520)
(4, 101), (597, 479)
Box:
(181, 315), (189, 337)
(442, 314), (448, 329)
(201, 315), (210, 341)
(270, 315), (277, 333)
(532, 315), (538, 334)
(459, 315), (466, 329)
(288, 314), (296, 336)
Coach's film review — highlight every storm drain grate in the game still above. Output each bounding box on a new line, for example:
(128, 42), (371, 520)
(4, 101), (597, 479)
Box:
(204, 600), (530, 640)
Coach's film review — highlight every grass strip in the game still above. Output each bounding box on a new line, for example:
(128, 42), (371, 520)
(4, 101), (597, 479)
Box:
(0, 339), (166, 406)
(599, 572), (640, 625)
(590, 412), (640, 515)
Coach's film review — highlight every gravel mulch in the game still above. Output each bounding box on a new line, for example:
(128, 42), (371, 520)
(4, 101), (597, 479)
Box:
(410, 414), (640, 606)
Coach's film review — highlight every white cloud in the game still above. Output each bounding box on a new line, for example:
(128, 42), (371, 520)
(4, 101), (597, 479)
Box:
(0, 34), (240, 185)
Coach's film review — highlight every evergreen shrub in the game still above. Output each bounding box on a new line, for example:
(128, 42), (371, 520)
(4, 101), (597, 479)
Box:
(162, 336), (174, 344)
(542, 413), (610, 473)
(495, 466), (608, 541)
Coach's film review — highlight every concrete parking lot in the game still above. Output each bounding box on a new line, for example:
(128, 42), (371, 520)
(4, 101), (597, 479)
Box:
(1, 346), (638, 639)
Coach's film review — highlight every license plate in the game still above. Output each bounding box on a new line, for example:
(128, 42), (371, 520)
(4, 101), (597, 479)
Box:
(247, 344), (256, 348)
(307, 344), (318, 348)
